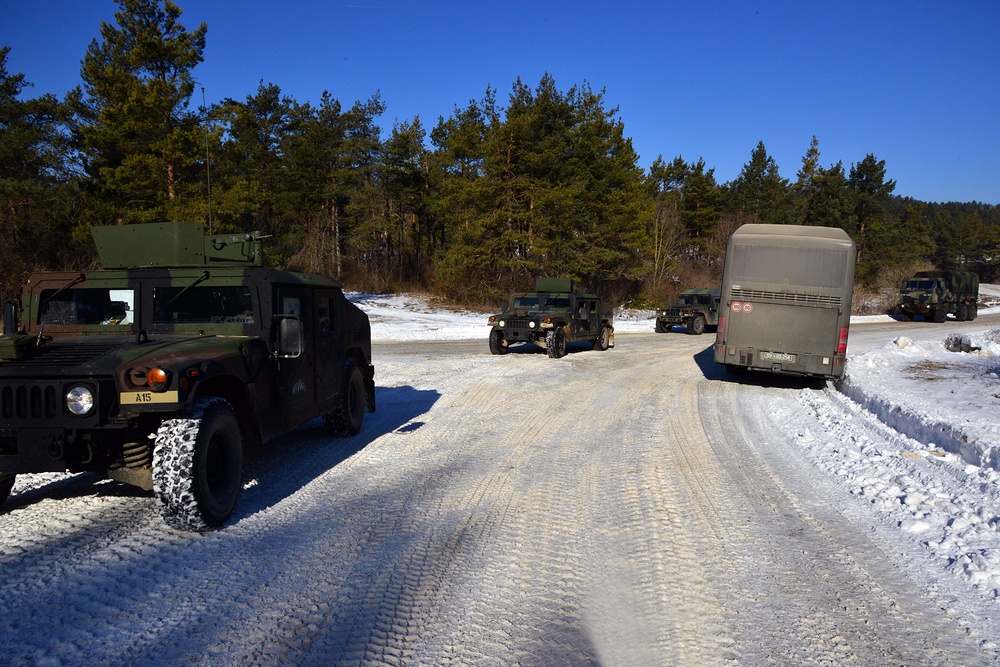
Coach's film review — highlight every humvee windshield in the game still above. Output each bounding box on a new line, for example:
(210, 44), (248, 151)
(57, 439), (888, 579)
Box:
(512, 296), (540, 309)
(154, 286), (255, 325)
(546, 297), (571, 309)
(38, 288), (135, 326)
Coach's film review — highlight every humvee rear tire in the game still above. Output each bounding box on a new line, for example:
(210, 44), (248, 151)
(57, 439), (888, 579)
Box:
(688, 315), (706, 335)
(325, 359), (366, 437)
(546, 328), (567, 359)
(0, 473), (15, 507)
(489, 328), (508, 355)
(595, 324), (611, 351)
(153, 397), (243, 531)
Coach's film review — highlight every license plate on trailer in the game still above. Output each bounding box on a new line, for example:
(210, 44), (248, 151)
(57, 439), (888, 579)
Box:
(759, 351), (796, 363)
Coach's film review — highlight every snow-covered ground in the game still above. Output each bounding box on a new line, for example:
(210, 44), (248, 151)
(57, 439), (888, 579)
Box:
(361, 286), (1000, 607)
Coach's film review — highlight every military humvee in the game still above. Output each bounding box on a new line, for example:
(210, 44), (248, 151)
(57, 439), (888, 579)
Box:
(654, 288), (721, 335)
(0, 222), (375, 531)
(487, 277), (613, 358)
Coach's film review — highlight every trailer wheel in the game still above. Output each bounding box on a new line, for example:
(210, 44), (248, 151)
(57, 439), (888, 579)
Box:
(153, 397), (243, 532)
(546, 328), (567, 358)
(688, 315), (706, 335)
(595, 324), (611, 351)
(489, 328), (508, 355)
(325, 359), (366, 437)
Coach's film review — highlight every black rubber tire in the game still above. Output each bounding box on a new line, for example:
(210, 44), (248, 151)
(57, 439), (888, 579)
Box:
(546, 328), (567, 359)
(153, 397), (243, 532)
(595, 324), (611, 351)
(932, 307), (946, 323)
(0, 474), (15, 508)
(956, 304), (968, 321)
(970, 303), (978, 321)
(654, 320), (666, 333)
(488, 328), (508, 355)
(325, 359), (366, 437)
(688, 315), (706, 335)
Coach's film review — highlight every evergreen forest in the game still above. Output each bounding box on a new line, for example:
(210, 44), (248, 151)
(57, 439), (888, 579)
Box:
(2, 0), (997, 313)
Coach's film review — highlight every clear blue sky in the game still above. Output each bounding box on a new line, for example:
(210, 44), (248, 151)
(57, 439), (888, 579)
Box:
(3, 1), (998, 204)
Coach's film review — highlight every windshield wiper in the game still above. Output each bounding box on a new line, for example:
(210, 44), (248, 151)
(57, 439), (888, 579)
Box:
(41, 273), (86, 304)
(167, 270), (210, 305)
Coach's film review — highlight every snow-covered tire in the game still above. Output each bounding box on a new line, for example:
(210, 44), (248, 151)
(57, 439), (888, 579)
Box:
(0, 473), (14, 508)
(488, 328), (508, 355)
(546, 328), (567, 359)
(595, 324), (611, 351)
(688, 314), (706, 335)
(324, 359), (366, 437)
(153, 397), (243, 532)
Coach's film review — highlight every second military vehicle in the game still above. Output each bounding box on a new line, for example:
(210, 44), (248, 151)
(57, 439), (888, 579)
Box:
(0, 222), (375, 531)
(896, 270), (979, 322)
(654, 288), (721, 335)
(487, 278), (613, 358)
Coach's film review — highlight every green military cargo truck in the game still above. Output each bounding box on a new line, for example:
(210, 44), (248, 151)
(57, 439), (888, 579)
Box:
(896, 270), (979, 322)
(487, 277), (613, 358)
(0, 222), (375, 531)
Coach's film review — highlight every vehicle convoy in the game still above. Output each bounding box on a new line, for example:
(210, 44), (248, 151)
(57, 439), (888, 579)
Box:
(654, 288), (721, 334)
(713, 223), (856, 380)
(896, 270), (979, 322)
(487, 277), (613, 358)
(0, 222), (375, 531)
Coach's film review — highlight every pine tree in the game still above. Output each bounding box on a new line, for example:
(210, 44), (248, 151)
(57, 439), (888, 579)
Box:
(729, 141), (790, 226)
(65, 0), (207, 224)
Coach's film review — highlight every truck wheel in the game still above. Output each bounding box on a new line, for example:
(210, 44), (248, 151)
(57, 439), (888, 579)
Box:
(325, 359), (366, 437)
(932, 307), (946, 323)
(488, 328), (508, 355)
(970, 304), (978, 320)
(546, 328), (567, 359)
(898, 312), (911, 321)
(956, 304), (968, 321)
(688, 315), (706, 335)
(595, 324), (611, 351)
(153, 397), (243, 532)
(0, 473), (14, 507)
(654, 320), (666, 333)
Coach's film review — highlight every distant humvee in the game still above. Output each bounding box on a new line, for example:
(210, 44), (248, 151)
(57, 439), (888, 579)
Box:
(655, 288), (721, 335)
(487, 277), (613, 358)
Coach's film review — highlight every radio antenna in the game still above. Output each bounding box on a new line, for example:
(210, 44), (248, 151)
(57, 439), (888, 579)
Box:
(202, 86), (213, 234)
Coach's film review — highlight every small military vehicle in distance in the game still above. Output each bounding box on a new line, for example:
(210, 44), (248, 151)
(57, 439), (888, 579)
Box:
(654, 288), (721, 335)
(0, 222), (375, 531)
(487, 277), (613, 359)
(896, 270), (979, 322)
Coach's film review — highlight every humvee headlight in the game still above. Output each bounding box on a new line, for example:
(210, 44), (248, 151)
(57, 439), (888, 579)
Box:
(66, 385), (95, 416)
(147, 368), (171, 392)
(498, 320), (506, 328)
(528, 321), (536, 328)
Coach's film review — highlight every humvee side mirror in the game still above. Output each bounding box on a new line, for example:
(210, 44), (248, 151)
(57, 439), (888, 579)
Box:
(275, 315), (304, 358)
(3, 300), (18, 336)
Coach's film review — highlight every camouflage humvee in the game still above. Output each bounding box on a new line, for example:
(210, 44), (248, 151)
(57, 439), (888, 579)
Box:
(0, 222), (375, 531)
(654, 288), (721, 335)
(487, 277), (614, 358)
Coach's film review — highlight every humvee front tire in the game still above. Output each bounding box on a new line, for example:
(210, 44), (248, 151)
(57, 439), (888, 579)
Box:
(0, 473), (15, 507)
(654, 320), (667, 333)
(688, 315), (706, 335)
(932, 307), (946, 323)
(546, 328), (567, 359)
(153, 397), (243, 531)
(325, 359), (366, 437)
(595, 323), (611, 351)
(488, 328), (508, 355)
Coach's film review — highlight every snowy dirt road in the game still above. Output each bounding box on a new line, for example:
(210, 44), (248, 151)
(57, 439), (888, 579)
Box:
(2, 323), (1000, 665)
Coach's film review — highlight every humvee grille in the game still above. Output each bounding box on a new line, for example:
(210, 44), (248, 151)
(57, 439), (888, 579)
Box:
(1, 383), (59, 421)
(504, 318), (533, 330)
(730, 288), (842, 309)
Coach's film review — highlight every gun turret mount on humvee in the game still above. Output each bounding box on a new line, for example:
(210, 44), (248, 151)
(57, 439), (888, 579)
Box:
(487, 277), (613, 358)
(0, 222), (375, 531)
